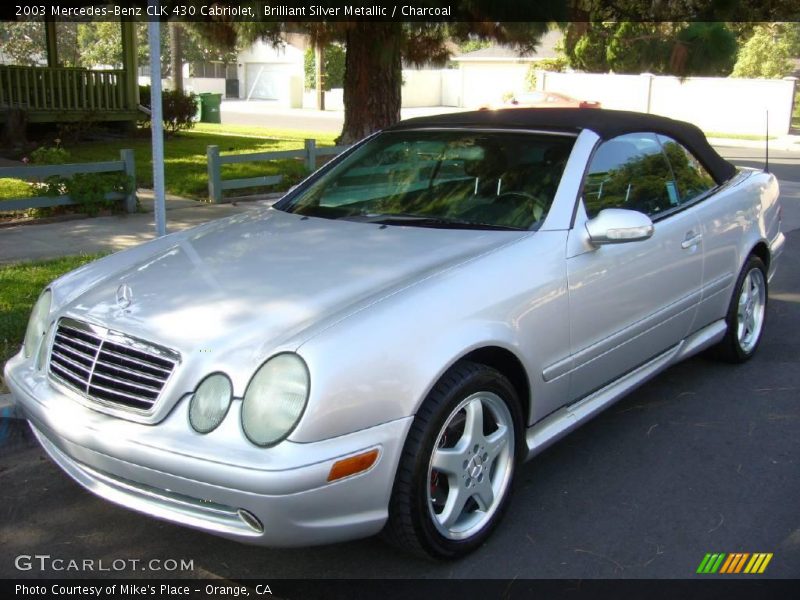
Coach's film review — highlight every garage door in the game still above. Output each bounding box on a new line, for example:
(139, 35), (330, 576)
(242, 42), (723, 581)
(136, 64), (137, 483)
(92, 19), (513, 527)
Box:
(245, 64), (283, 100)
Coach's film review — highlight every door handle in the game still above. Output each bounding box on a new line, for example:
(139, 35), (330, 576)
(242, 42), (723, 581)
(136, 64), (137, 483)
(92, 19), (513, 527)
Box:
(681, 233), (703, 249)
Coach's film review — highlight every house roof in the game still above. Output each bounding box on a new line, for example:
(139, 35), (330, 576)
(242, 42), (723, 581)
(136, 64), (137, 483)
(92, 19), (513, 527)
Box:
(452, 30), (562, 63)
(388, 107), (737, 183)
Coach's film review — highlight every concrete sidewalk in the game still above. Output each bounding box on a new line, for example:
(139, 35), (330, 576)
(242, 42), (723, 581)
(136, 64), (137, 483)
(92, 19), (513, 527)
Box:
(0, 190), (280, 265)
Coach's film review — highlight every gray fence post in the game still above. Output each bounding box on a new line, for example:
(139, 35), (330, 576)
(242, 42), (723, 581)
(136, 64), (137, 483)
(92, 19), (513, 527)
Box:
(207, 145), (222, 203)
(120, 149), (136, 213)
(304, 138), (317, 171)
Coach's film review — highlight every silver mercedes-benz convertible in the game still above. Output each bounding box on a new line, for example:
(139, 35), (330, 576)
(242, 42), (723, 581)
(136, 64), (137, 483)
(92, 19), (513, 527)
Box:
(5, 109), (784, 559)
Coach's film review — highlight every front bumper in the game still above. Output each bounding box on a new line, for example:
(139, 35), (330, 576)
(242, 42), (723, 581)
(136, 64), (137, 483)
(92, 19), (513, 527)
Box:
(4, 353), (413, 547)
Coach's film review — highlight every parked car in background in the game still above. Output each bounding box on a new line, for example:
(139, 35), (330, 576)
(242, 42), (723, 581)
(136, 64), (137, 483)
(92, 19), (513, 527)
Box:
(5, 109), (783, 559)
(482, 91), (601, 110)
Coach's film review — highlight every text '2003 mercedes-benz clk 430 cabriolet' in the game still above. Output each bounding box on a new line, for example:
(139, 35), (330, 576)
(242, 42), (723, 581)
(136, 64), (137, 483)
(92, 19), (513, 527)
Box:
(6, 109), (784, 558)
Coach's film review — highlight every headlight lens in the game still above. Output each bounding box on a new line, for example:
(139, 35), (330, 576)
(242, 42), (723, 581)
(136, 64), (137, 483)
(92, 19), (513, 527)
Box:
(23, 289), (52, 359)
(242, 353), (309, 447)
(189, 373), (233, 434)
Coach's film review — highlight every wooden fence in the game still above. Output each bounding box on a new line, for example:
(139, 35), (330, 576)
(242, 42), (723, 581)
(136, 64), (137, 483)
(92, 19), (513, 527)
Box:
(0, 149), (137, 213)
(206, 139), (348, 203)
(0, 65), (126, 112)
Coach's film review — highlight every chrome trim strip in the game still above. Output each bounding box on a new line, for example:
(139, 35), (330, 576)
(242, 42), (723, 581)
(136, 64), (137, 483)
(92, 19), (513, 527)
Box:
(568, 289), (702, 374)
(93, 359), (168, 383)
(528, 319), (728, 461)
(395, 126), (579, 138)
(527, 344), (680, 460)
(87, 381), (156, 405)
(90, 371), (161, 394)
(701, 272), (735, 298)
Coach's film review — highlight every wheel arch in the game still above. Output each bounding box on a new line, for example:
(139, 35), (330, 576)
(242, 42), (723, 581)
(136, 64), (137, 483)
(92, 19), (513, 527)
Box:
(748, 240), (770, 272)
(451, 346), (532, 426)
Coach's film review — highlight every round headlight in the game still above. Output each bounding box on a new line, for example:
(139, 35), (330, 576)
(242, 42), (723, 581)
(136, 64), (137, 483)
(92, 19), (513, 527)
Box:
(23, 289), (52, 359)
(189, 373), (233, 434)
(242, 353), (309, 447)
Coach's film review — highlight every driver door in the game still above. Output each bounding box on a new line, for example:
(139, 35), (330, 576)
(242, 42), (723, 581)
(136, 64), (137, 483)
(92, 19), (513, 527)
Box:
(565, 133), (704, 402)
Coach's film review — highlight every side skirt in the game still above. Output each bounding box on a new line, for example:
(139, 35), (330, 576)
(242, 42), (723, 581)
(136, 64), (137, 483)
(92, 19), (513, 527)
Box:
(523, 319), (727, 462)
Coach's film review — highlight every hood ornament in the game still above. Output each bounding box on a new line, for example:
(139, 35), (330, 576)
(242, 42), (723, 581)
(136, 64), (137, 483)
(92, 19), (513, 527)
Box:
(116, 284), (133, 309)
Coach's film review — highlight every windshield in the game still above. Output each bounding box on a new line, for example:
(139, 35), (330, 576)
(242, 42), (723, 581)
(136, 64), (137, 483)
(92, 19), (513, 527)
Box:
(276, 130), (576, 230)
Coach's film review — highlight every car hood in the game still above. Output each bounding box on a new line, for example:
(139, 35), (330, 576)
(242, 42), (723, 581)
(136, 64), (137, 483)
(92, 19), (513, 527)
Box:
(59, 208), (525, 358)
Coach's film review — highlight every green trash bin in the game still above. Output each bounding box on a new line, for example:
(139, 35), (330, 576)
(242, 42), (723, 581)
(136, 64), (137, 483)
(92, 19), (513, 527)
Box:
(200, 93), (222, 124)
(192, 95), (202, 122)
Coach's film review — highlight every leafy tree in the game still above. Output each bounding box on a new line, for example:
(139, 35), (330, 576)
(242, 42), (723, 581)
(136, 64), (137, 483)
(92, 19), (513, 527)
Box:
(732, 23), (800, 78)
(675, 22), (738, 76)
(73, 22), (234, 75)
(304, 43), (346, 91)
(563, 22), (737, 76)
(0, 21), (79, 67)
(457, 38), (493, 54)
(76, 22), (128, 69)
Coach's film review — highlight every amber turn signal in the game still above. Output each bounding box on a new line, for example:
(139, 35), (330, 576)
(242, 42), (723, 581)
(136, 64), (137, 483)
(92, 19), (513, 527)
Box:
(327, 449), (380, 482)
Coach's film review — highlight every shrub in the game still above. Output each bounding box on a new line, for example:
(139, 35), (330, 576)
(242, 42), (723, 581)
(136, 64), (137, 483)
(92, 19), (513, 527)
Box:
(525, 57), (568, 90)
(30, 142), (70, 165)
(138, 85), (198, 134)
(25, 142), (133, 217)
(304, 43), (346, 91)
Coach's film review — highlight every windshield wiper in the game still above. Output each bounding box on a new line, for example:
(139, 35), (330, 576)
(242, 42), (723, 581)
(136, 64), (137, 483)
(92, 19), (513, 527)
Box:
(341, 213), (524, 231)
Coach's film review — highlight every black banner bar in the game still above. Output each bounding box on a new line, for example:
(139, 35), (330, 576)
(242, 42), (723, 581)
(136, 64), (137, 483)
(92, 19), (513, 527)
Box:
(2, 0), (800, 23)
(5, 579), (800, 600)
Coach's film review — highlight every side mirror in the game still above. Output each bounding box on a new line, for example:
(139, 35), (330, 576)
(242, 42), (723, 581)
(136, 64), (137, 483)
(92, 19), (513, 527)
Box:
(585, 208), (654, 245)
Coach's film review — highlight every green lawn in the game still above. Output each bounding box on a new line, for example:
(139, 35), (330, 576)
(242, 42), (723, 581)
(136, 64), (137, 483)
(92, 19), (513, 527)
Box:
(0, 179), (31, 202)
(64, 129), (335, 200)
(0, 254), (105, 392)
(1, 125), (339, 205)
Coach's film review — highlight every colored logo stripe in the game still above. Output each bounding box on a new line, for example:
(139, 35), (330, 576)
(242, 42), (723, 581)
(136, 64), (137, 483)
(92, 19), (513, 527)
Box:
(744, 553), (773, 574)
(697, 552), (773, 574)
(697, 553), (726, 573)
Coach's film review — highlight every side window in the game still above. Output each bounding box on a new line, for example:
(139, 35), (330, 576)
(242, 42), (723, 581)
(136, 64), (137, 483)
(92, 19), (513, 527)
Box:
(657, 135), (717, 204)
(583, 132), (679, 219)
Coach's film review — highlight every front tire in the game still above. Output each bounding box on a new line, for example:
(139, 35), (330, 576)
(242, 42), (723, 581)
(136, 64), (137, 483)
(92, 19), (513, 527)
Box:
(713, 255), (768, 363)
(383, 361), (522, 559)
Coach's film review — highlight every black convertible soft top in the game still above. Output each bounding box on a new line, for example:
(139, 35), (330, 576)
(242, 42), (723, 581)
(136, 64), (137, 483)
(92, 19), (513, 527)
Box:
(390, 108), (737, 184)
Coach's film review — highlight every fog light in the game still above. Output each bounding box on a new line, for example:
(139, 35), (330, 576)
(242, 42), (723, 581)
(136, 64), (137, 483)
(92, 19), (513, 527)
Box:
(237, 509), (264, 533)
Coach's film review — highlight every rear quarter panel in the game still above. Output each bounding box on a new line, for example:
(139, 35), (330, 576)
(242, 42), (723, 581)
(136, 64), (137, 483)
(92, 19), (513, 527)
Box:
(694, 170), (781, 329)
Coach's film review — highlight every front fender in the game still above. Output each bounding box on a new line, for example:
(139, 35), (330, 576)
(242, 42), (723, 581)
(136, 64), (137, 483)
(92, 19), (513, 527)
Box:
(289, 231), (570, 443)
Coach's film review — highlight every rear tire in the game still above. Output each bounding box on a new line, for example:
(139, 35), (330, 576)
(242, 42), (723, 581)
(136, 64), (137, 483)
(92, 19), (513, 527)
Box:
(712, 255), (768, 363)
(383, 361), (523, 559)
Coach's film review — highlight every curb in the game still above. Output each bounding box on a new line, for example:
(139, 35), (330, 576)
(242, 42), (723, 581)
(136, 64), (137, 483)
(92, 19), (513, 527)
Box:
(0, 394), (20, 420)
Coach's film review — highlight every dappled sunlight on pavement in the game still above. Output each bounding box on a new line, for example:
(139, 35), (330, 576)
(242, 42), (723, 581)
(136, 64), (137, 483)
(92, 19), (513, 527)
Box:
(0, 196), (274, 264)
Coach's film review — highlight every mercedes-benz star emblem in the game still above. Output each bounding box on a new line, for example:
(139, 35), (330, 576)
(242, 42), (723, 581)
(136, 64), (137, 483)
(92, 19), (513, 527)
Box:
(116, 284), (133, 309)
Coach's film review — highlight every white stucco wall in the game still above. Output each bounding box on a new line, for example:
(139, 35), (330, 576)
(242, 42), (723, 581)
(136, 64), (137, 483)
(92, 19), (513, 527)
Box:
(401, 69), (445, 107)
(185, 78), (226, 96)
(458, 63), (531, 108)
(538, 71), (797, 135)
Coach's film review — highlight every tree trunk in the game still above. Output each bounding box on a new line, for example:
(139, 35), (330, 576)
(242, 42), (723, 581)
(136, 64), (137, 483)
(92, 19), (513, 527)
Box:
(339, 23), (402, 145)
(169, 22), (183, 93)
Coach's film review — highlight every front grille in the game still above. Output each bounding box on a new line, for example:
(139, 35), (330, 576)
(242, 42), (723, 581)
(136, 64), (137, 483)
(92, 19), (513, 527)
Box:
(48, 318), (179, 412)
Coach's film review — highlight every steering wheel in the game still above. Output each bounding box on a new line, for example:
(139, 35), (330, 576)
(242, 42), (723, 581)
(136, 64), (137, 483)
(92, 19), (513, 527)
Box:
(493, 191), (548, 222)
